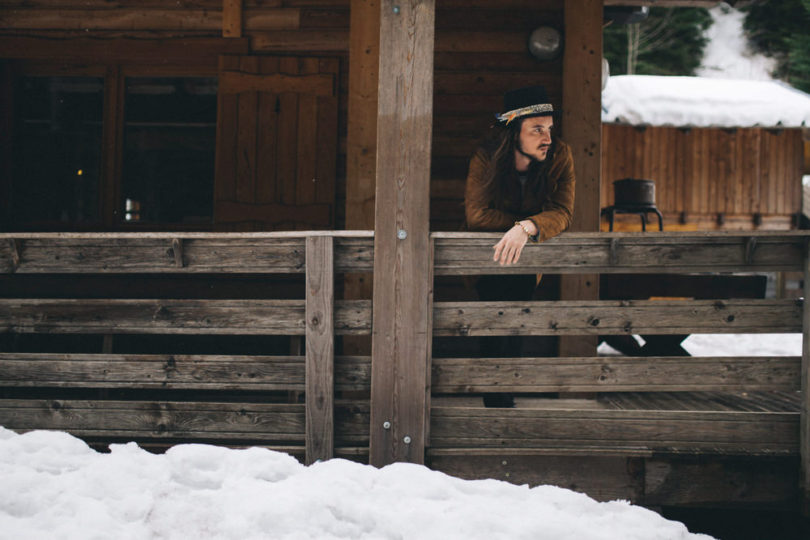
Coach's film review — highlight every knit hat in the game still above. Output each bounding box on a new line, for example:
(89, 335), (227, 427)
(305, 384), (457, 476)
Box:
(496, 85), (554, 125)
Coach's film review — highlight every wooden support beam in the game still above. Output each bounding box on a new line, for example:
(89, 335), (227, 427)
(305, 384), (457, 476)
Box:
(223, 0), (243, 38)
(802, 239), (810, 515)
(344, 0), (380, 355)
(559, 0), (603, 358)
(369, 0), (435, 467)
(305, 236), (335, 464)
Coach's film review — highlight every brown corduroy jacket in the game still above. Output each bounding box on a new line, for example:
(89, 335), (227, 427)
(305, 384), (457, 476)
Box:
(464, 139), (576, 242)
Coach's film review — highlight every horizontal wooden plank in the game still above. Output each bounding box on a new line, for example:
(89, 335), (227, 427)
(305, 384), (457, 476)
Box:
(251, 30), (349, 52)
(432, 232), (809, 274)
(0, 8), (297, 31)
(0, 235), (374, 274)
(432, 356), (801, 393)
(0, 9), (228, 31)
(219, 71), (334, 96)
(0, 299), (371, 335)
(0, 36), (249, 64)
(428, 454), (644, 502)
(0, 353), (370, 391)
(643, 456), (799, 506)
(4, 232), (806, 275)
(429, 453), (799, 506)
(433, 299), (802, 336)
(430, 407), (799, 454)
(0, 399), (368, 444)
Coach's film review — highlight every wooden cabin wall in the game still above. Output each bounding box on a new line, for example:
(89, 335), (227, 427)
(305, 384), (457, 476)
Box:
(430, 0), (564, 231)
(0, 0), (352, 229)
(0, 0), (564, 232)
(601, 124), (804, 231)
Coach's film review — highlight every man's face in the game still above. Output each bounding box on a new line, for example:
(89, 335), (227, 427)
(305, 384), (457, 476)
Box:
(517, 116), (554, 162)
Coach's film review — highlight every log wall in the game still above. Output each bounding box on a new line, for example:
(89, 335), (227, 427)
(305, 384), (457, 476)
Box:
(0, 0), (563, 231)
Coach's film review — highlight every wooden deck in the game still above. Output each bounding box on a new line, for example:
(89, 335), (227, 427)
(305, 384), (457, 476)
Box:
(1, 230), (808, 510)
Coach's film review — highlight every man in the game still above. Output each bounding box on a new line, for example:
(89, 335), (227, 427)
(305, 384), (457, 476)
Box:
(465, 85), (576, 263)
(463, 85), (576, 406)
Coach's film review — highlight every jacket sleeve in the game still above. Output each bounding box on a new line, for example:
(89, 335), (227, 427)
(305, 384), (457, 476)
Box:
(526, 141), (575, 242)
(464, 149), (518, 231)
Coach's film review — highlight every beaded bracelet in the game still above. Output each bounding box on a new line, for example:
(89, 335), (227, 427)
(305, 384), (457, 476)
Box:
(514, 220), (536, 241)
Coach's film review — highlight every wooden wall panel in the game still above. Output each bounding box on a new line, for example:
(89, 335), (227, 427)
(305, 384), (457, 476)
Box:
(602, 125), (803, 231)
(1, 0), (564, 233)
(430, 1), (564, 231)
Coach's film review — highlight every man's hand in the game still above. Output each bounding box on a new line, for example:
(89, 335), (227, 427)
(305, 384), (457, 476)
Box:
(493, 221), (537, 265)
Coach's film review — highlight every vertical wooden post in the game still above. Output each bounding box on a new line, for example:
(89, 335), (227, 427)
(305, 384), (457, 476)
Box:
(102, 65), (124, 228)
(558, 0), (602, 357)
(306, 235), (334, 464)
(223, 0), (243, 38)
(369, 0), (435, 467)
(802, 239), (810, 515)
(344, 0), (380, 355)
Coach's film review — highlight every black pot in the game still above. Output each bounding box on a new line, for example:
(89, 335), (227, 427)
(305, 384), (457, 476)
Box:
(613, 178), (655, 207)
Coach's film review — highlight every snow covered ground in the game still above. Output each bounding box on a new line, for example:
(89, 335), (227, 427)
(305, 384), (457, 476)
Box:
(0, 426), (713, 540)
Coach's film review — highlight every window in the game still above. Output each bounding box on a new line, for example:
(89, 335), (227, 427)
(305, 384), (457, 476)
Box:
(122, 77), (217, 225)
(12, 75), (104, 228)
(3, 64), (218, 231)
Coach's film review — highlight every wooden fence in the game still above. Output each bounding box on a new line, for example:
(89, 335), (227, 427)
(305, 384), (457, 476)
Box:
(1, 230), (809, 508)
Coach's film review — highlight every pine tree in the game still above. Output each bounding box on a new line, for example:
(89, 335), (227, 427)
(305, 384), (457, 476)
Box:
(603, 8), (712, 76)
(742, 0), (810, 92)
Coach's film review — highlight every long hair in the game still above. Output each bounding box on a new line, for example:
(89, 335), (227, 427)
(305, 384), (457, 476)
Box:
(478, 117), (556, 210)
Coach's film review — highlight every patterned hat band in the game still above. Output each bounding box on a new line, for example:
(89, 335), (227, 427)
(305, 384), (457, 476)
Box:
(496, 103), (554, 125)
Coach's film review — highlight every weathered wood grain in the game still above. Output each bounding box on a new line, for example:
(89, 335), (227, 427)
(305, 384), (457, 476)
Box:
(369, 0), (435, 467)
(430, 407), (799, 454)
(0, 299), (371, 335)
(0, 353), (369, 391)
(431, 232), (808, 274)
(223, 0), (243, 37)
(0, 400), (369, 444)
(343, 0), (380, 340)
(559, 0), (602, 359)
(433, 299), (802, 336)
(305, 236), (334, 463)
(0, 235), (375, 274)
(643, 457), (799, 507)
(428, 454), (644, 502)
(431, 356), (801, 393)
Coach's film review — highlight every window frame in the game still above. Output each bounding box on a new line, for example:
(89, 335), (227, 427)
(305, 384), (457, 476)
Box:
(3, 61), (218, 232)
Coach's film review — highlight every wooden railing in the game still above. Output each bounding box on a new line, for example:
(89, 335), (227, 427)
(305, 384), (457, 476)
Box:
(1, 230), (808, 506)
(0, 232), (374, 464)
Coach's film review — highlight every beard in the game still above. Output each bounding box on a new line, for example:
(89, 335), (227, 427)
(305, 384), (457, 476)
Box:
(517, 140), (550, 163)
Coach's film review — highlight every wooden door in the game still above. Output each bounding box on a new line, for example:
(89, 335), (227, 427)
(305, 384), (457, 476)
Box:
(214, 55), (338, 231)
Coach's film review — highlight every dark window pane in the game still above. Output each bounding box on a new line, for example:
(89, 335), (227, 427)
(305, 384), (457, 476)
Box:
(121, 77), (217, 225)
(12, 76), (103, 228)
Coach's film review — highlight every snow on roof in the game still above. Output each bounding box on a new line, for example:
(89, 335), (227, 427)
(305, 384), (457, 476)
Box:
(601, 75), (810, 128)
